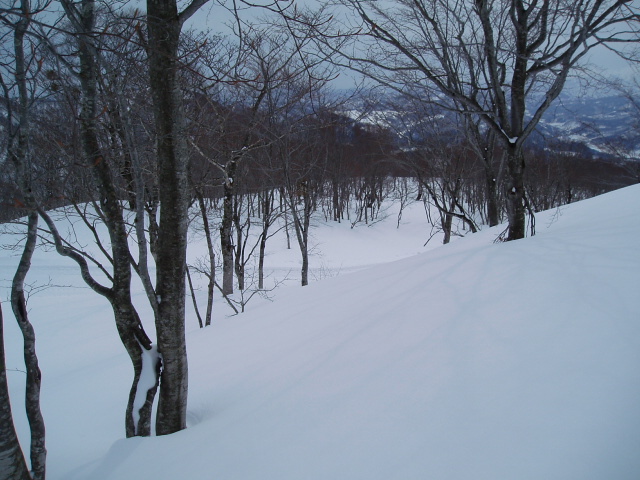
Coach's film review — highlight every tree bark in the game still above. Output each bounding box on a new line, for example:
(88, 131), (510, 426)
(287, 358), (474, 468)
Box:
(484, 167), (500, 227)
(472, 125), (500, 227)
(504, 146), (527, 240)
(11, 212), (46, 480)
(233, 194), (246, 291)
(195, 191), (214, 327)
(258, 190), (275, 290)
(6, 1), (46, 475)
(220, 163), (236, 296)
(332, 179), (341, 222)
(147, 0), (192, 435)
(0, 302), (31, 480)
(289, 189), (312, 286)
(442, 199), (454, 245)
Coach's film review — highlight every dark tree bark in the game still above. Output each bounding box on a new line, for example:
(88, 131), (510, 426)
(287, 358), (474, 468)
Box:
(258, 189), (276, 290)
(287, 183), (313, 286)
(484, 165), (500, 228)
(147, 0), (209, 435)
(10, 212), (46, 480)
(148, 0), (189, 435)
(442, 199), (454, 245)
(1, 2), (46, 476)
(0, 302), (31, 480)
(233, 194), (246, 291)
(220, 163), (236, 296)
(504, 146), (527, 240)
(194, 190), (215, 327)
(467, 121), (501, 227)
(106, 92), (159, 323)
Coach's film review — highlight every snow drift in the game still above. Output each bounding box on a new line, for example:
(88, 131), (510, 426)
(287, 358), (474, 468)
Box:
(2, 185), (639, 479)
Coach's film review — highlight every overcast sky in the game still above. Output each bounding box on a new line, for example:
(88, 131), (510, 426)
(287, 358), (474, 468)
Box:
(92, 0), (640, 91)
(183, 0), (637, 88)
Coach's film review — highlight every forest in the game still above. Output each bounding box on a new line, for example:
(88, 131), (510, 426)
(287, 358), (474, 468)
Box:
(1, 1), (638, 478)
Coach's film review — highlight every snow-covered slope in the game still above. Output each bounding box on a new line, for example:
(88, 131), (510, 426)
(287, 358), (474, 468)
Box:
(538, 95), (640, 155)
(2, 186), (639, 480)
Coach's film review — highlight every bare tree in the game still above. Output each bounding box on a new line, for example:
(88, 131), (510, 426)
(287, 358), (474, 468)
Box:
(185, 18), (336, 295)
(191, 188), (216, 327)
(146, 0), (209, 435)
(45, 0), (161, 438)
(314, 0), (640, 240)
(0, 1), (49, 476)
(279, 122), (325, 287)
(257, 188), (280, 289)
(0, 303), (31, 480)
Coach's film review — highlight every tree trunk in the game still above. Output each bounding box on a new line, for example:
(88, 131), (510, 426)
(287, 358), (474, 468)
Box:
(233, 194), (245, 291)
(6, 3), (46, 475)
(289, 189), (312, 287)
(332, 179), (341, 222)
(300, 241), (309, 286)
(147, 0), (190, 436)
(480, 138), (500, 227)
(112, 301), (158, 437)
(258, 190), (274, 290)
(61, 0), (160, 437)
(505, 145), (526, 240)
(485, 171), (500, 227)
(442, 213), (453, 245)
(0, 302), (32, 480)
(258, 232), (267, 289)
(280, 188), (292, 250)
(220, 163), (237, 296)
(11, 212), (46, 480)
(195, 192), (215, 327)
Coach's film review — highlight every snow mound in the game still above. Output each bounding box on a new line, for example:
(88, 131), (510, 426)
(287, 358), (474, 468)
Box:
(4, 185), (640, 480)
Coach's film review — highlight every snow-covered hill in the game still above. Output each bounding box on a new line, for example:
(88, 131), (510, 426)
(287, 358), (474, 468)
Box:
(537, 95), (640, 157)
(346, 93), (640, 160)
(2, 186), (639, 479)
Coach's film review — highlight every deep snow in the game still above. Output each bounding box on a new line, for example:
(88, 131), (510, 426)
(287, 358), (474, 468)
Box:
(1, 185), (639, 479)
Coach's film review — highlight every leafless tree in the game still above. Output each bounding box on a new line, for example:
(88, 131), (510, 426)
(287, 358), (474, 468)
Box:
(186, 17), (336, 294)
(146, 0), (209, 436)
(0, 1), (49, 477)
(0, 301), (31, 480)
(313, 0), (640, 239)
(46, 0), (161, 438)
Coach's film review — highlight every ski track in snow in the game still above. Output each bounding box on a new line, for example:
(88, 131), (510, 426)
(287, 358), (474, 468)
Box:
(1, 186), (639, 480)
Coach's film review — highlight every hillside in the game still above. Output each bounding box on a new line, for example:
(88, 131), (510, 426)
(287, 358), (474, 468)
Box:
(2, 185), (639, 480)
(538, 94), (640, 157)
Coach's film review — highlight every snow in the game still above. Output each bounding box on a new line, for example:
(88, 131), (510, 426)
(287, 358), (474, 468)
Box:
(2, 185), (640, 479)
(132, 343), (159, 434)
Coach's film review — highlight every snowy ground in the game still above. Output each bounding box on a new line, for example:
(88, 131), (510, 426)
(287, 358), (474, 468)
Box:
(1, 186), (639, 479)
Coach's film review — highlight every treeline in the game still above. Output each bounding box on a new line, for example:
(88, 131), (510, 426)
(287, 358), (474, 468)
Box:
(1, 80), (635, 227)
(1, 2), (636, 327)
